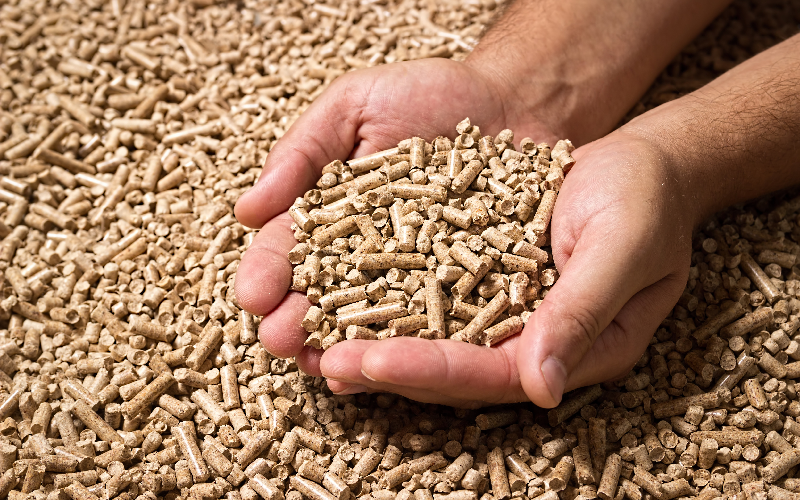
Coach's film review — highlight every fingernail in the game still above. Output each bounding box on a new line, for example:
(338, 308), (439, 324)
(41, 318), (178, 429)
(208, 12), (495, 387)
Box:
(361, 368), (376, 381)
(541, 356), (567, 406)
(333, 384), (368, 395)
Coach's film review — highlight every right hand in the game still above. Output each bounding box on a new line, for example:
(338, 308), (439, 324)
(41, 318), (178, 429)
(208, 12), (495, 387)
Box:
(234, 57), (557, 377)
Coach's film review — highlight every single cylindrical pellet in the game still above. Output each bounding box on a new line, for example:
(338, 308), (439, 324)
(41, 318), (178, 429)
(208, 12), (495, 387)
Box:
(598, 453), (622, 500)
(190, 389), (229, 426)
(442, 206), (472, 229)
(5, 267), (32, 301)
(444, 453), (474, 483)
(323, 472), (350, 500)
(530, 190), (556, 233)
(174, 421), (210, 483)
(482, 227), (514, 252)
(451, 160), (483, 194)
(758, 350), (788, 378)
(355, 252), (426, 270)
(483, 316), (524, 346)
(389, 314), (428, 337)
(689, 430), (764, 448)
(388, 183), (447, 202)
(250, 473), (285, 500)
(632, 466), (664, 499)
(740, 253), (781, 304)
(291, 475), (336, 500)
(548, 384), (604, 426)
(763, 449), (800, 483)
(547, 455), (574, 492)
(337, 302), (409, 328)
(447, 149), (463, 178)
(451, 254), (494, 299)
(720, 307), (773, 338)
(310, 216), (358, 251)
(714, 353), (755, 391)
(461, 290), (510, 344)
(185, 325), (223, 370)
(573, 428), (595, 485)
(424, 272), (445, 337)
(651, 391), (721, 419)
(398, 225), (417, 252)
(437, 265), (466, 283)
(31, 401), (52, 434)
(121, 371), (174, 419)
(694, 302), (747, 341)
(409, 137), (425, 169)
(500, 253), (538, 275)
(743, 378), (769, 410)
(202, 440), (234, 477)
(70, 399), (123, 444)
(697, 438), (718, 470)
(319, 286), (367, 312)
(449, 241), (489, 275)
(487, 447), (511, 500)
(36, 148), (94, 174)
(466, 197), (489, 225)
(237, 430), (273, 468)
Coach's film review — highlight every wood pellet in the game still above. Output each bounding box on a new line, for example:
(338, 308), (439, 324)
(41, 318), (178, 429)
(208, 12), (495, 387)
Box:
(0, 0), (798, 499)
(289, 120), (569, 348)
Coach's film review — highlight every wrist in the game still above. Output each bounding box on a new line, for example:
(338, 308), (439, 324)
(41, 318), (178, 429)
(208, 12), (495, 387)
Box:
(613, 113), (713, 231)
(463, 0), (733, 146)
(463, 50), (577, 144)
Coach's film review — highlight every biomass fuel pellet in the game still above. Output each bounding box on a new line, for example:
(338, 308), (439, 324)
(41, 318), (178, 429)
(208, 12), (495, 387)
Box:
(0, 0), (799, 499)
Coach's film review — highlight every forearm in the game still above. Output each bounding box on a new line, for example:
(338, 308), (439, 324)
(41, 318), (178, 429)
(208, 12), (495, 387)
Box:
(621, 33), (800, 223)
(467, 0), (732, 145)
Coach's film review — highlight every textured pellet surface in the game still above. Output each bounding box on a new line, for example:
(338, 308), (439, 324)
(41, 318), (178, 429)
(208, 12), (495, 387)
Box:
(289, 121), (569, 348)
(0, 0), (798, 499)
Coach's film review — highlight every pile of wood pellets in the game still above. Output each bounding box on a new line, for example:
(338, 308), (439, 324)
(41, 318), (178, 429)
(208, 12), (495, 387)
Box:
(0, 0), (799, 499)
(289, 121), (571, 348)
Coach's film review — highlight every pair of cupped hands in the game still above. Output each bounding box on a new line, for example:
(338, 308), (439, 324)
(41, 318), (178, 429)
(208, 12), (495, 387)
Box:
(234, 59), (695, 409)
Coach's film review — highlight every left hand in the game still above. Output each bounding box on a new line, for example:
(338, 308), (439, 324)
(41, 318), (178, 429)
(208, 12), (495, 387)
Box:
(321, 131), (696, 407)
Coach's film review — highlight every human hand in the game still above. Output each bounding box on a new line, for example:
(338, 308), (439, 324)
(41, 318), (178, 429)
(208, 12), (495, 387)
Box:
(234, 58), (555, 378)
(318, 132), (697, 407)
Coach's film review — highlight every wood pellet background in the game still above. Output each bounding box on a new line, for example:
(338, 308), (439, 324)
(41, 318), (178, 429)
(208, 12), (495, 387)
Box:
(0, 1), (799, 500)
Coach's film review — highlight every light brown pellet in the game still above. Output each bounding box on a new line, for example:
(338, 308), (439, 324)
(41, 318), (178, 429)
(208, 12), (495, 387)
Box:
(337, 302), (409, 329)
(449, 241), (489, 276)
(70, 399), (123, 444)
(0, 3), (792, 500)
(355, 253), (427, 270)
(548, 384), (604, 426)
(174, 421), (210, 483)
(598, 453), (622, 500)
(121, 371), (174, 419)
(483, 316), (525, 346)
(487, 447), (511, 500)
(740, 253), (782, 304)
(460, 290), (510, 344)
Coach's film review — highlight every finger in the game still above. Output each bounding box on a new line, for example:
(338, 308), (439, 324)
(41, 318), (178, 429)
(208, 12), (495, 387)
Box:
(234, 75), (367, 229)
(234, 214), (295, 316)
(329, 380), (492, 408)
(321, 337), (527, 404)
(296, 346), (323, 378)
(566, 272), (687, 390)
(258, 292), (311, 358)
(517, 227), (653, 408)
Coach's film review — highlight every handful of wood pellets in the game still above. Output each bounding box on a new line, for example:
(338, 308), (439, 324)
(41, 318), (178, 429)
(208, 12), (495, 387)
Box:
(287, 119), (575, 348)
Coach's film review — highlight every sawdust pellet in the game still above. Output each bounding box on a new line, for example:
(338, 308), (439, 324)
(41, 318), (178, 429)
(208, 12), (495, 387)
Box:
(0, 2), (796, 500)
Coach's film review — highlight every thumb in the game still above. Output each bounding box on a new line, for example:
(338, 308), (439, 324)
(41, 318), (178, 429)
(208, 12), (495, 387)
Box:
(234, 75), (367, 229)
(517, 229), (647, 408)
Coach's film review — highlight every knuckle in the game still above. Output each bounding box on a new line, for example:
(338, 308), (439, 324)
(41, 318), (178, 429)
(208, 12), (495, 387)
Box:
(562, 303), (602, 349)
